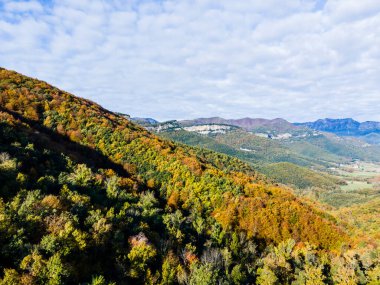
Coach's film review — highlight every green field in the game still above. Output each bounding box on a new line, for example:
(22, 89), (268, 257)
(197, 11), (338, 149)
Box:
(341, 180), (373, 191)
(313, 162), (380, 208)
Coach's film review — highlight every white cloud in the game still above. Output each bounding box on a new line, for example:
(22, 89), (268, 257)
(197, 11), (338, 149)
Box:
(325, 0), (380, 23)
(0, 0), (380, 122)
(4, 0), (43, 13)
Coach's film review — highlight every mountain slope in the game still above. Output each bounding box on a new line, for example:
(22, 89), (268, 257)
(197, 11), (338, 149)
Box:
(160, 129), (313, 165)
(284, 132), (380, 162)
(257, 162), (342, 190)
(0, 68), (353, 284)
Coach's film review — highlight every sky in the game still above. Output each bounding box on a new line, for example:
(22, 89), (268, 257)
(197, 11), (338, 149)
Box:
(1, 0), (380, 122)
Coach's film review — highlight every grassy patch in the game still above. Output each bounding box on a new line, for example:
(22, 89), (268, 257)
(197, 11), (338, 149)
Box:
(341, 181), (373, 191)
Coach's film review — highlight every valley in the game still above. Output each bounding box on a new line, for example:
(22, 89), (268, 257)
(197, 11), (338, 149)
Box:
(142, 117), (380, 251)
(306, 161), (380, 208)
(298, 162), (380, 245)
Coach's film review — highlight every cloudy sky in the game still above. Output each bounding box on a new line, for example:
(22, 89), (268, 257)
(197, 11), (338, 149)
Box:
(1, 0), (380, 122)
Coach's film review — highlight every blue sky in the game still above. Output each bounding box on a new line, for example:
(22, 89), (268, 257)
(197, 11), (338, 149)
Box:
(1, 0), (380, 122)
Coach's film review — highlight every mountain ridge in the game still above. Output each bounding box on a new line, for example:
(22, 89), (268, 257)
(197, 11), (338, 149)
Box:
(295, 118), (380, 136)
(137, 116), (380, 135)
(180, 117), (302, 133)
(139, 116), (380, 145)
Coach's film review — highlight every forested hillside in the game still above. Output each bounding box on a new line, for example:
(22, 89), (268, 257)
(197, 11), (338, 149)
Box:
(0, 68), (379, 284)
(159, 129), (345, 190)
(256, 162), (343, 190)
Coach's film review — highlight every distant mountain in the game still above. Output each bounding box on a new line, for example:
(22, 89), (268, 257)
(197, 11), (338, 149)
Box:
(137, 116), (380, 166)
(180, 117), (303, 133)
(361, 132), (380, 145)
(127, 116), (380, 140)
(130, 117), (159, 126)
(115, 114), (159, 126)
(360, 121), (380, 132)
(131, 117), (158, 124)
(295, 118), (380, 137)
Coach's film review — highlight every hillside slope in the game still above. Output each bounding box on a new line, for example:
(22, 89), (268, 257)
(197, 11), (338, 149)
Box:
(0, 68), (365, 284)
(160, 129), (344, 190)
(284, 133), (380, 162)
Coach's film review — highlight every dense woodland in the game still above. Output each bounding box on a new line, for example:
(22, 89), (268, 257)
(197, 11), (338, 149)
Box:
(0, 68), (379, 284)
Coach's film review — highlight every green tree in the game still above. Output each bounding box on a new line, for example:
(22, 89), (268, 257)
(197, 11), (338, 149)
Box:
(128, 235), (157, 279)
(45, 254), (68, 285)
(188, 263), (218, 285)
(256, 266), (278, 285)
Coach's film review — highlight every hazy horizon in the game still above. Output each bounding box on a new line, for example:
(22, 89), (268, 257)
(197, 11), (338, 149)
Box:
(130, 114), (380, 124)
